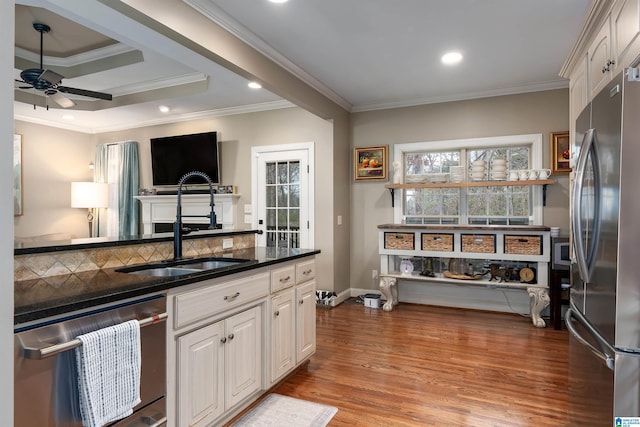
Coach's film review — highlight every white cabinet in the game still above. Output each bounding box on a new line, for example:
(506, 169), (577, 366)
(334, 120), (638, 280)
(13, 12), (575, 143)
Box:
(177, 306), (262, 427)
(177, 321), (224, 426)
(612, 0), (640, 71)
(269, 257), (317, 385)
(168, 256), (318, 425)
(270, 288), (295, 383)
(569, 55), (589, 146)
(588, 15), (614, 98)
(296, 280), (316, 362)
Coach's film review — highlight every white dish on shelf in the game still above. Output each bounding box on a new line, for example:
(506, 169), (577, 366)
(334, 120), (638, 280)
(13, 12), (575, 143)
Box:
(430, 174), (448, 183)
(406, 175), (426, 183)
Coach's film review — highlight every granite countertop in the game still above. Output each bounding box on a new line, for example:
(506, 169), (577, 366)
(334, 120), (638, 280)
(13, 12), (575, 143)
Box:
(378, 224), (551, 231)
(15, 247), (320, 326)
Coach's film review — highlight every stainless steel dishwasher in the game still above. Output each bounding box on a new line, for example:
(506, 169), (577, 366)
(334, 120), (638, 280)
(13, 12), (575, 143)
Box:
(14, 294), (167, 426)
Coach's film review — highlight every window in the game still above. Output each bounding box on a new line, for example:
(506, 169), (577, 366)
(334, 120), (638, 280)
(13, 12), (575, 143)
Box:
(394, 134), (543, 225)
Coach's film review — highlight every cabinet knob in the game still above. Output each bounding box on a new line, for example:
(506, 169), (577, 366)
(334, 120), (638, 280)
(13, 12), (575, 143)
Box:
(275, 310), (280, 317)
(228, 333), (234, 341)
(299, 299), (304, 305)
(220, 337), (227, 344)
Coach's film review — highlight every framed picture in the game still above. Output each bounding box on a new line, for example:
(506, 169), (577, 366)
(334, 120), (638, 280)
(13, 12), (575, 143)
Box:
(14, 134), (23, 216)
(550, 131), (571, 174)
(354, 145), (388, 181)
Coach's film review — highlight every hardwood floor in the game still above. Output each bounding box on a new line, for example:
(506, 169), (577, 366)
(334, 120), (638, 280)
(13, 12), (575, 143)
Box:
(262, 301), (569, 427)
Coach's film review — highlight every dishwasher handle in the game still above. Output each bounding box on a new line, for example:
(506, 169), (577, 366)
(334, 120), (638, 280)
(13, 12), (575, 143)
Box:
(565, 307), (615, 371)
(22, 312), (168, 360)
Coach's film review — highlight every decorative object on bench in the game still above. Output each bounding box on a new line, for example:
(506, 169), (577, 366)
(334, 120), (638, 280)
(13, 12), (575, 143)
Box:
(489, 263), (512, 282)
(519, 265), (537, 283)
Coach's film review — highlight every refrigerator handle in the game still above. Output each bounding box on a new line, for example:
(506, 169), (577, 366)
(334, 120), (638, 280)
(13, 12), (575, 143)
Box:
(565, 307), (615, 371)
(571, 128), (595, 283)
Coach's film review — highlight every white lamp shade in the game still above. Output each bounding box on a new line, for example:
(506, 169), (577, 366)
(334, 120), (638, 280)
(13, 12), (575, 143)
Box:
(71, 182), (109, 209)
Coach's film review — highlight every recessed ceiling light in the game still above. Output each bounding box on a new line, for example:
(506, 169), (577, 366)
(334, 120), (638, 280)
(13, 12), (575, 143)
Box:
(158, 105), (171, 113)
(441, 51), (463, 65)
(248, 82), (262, 89)
(62, 114), (74, 120)
(268, 0), (289, 3)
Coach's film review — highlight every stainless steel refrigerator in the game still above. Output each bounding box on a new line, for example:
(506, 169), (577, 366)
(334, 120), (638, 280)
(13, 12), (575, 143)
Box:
(567, 68), (640, 425)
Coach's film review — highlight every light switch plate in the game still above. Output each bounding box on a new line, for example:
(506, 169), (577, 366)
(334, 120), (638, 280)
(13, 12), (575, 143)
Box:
(244, 215), (252, 224)
(244, 204), (252, 214)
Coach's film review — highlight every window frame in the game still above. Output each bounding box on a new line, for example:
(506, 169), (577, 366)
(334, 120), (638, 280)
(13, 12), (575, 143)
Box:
(392, 134), (544, 225)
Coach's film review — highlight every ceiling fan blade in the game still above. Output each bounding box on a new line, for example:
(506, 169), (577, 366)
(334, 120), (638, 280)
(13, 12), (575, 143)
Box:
(49, 92), (76, 108)
(38, 69), (64, 86)
(57, 86), (113, 101)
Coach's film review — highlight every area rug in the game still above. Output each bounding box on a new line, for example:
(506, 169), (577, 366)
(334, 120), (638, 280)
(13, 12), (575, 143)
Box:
(231, 394), (338, 427)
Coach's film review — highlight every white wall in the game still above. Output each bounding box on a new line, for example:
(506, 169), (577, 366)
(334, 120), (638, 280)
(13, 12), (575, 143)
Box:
(350, 89), (571, 292)
(2, 0), (14, 422)
(13, 121), (96, 239)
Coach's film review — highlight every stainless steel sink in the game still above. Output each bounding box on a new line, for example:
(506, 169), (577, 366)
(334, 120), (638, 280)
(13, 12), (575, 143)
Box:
(127, 267), (203, 277)
(179, 260), (243, 270)
(117, 257), (255, 277)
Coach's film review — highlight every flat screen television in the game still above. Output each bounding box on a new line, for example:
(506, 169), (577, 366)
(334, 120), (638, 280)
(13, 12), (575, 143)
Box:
(150, 131), (220, 186)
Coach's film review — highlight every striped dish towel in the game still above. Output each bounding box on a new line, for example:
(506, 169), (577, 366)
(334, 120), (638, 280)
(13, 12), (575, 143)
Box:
(75, 320), (141, 427)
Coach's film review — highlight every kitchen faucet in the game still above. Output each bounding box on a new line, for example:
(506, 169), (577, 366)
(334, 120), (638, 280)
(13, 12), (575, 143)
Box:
(174, 171), (217, 260)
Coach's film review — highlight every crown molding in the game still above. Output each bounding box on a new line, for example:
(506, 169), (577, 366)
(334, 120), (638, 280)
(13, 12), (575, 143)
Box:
(15, 99), (295, 134)
(108, 72), (209, 96)
(351, 80), (570, 113)
(15, 43), (140, 68)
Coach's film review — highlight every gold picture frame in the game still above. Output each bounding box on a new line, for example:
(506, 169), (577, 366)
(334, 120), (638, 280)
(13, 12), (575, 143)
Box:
(550, 131), (571, 174)
(354, 145), (388, 181)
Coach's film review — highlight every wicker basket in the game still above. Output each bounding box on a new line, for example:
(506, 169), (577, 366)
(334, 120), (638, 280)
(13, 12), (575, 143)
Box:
(421, 233), (454, 252)
(504, 235), (542, 255)
(384, 232), (415, 250)
(461, 234), (496, 253)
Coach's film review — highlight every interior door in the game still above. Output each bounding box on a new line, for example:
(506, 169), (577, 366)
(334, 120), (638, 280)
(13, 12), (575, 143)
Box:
(252, 145), (313, 249)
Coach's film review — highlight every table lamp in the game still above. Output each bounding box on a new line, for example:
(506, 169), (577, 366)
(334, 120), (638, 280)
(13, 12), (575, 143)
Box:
(71, 182), (109, 237)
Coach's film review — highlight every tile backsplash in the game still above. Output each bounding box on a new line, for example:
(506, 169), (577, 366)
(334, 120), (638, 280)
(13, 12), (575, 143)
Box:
(15, 234), (255, 281)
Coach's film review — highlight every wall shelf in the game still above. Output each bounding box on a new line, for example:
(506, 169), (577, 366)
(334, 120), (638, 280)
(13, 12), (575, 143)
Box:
(385, 179), (554, 207)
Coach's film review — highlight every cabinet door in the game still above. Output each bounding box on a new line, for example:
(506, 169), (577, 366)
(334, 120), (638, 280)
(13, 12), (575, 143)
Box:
(225, 306), (263, 409)
(177, 321), (225, 427)
(613, 0), (640, 71)
(588, 16), (613, 98)
(271, 288), (296, 383)
(296, 280), (316, 363)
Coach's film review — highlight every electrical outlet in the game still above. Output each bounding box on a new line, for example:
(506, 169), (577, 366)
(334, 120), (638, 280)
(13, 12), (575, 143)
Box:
(222, 238), (233, 249)
(337, 215), (342, 225)
(372, 269), (378, 280)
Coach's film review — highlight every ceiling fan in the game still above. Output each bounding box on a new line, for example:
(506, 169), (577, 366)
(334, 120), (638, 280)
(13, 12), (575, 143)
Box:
(15, 22), (113, 109)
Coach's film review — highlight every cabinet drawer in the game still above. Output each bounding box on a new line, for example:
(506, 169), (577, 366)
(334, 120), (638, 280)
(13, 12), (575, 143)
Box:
(384, 232), (415, 250)
(504, 235), (543, 255)
(174, 272), (270, 330)
(271, 265), (295, 292)
(461, 234), (496, 253)
(421, 233), (454, 252)
(296, 259), (316, 284)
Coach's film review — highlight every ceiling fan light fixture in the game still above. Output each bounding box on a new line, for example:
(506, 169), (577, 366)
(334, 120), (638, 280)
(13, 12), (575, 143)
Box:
(158, 105), (171, 113)
(441, 51), (463, 65)
(248, 82), (262, 89)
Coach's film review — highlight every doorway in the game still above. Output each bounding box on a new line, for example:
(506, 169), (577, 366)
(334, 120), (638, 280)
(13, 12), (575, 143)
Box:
(251, 143), (314, 249)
